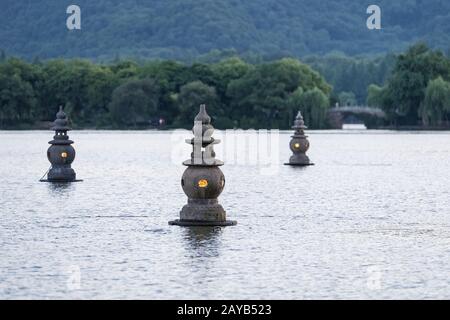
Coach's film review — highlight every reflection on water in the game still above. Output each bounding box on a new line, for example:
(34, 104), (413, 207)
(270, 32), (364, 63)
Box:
(1, 131), (450, 299)
(44, 181), (77, 199)
(46, 182), (75, 191)
(181, 227), (223, 256)
(285, 165), (311, 172)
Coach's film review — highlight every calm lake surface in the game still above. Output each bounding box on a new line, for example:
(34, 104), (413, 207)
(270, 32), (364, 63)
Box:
(1, 130), (450, 299)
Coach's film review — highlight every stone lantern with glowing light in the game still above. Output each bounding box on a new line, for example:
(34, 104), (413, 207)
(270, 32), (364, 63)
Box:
(285, 110), (314, 166)
(41, 106), (80, 182)
(169, 104), (236, 226)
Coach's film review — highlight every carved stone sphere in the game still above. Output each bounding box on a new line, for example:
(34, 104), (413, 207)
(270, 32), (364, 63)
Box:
(47, 144), (76, 166)
(289, 137), (310, 154)
(181, 166), (225, 200)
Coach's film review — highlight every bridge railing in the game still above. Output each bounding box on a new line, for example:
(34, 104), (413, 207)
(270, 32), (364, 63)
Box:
(328, 106), (385, 117)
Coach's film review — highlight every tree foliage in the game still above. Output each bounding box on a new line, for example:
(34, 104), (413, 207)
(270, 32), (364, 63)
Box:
(4, 42), (449, 130)
(368, 43), (450, 126)
(109, 79), (160, 127)
(0, 56), (332, 129)
(289, 88), (329, 129)
(422, 77), (450, 126)
(175, 81), (219, 127)
(304, 53), (396, 105)
(0, 58), (40, 126)
(366, 84), (384, 108)
(227, 58), (331, 129)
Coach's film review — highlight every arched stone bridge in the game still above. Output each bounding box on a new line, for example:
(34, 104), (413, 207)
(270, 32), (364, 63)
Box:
(327, 106), (386, 129)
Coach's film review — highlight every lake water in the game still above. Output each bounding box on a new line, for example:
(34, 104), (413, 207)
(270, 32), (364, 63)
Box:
(1, 130), (450, 299)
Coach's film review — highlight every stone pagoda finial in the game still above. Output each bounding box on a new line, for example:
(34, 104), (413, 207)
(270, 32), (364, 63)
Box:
(51, 106), (71, 132)
(293, 111), (307, 131)
(185, 104), (222, 166)
(194, 104), (211, 124)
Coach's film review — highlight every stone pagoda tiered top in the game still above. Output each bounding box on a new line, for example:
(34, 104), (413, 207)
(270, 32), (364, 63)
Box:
(49, 106), (73, 145)
(183, 104), (223, 166)
(292, 111), (307, 135)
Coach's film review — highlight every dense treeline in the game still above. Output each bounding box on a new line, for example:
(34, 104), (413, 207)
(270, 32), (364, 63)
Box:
(2, 43), (449, 130)
(368, 43), (450, 127)
(2, 0), (450, 60)
(0, 56), (332, 129)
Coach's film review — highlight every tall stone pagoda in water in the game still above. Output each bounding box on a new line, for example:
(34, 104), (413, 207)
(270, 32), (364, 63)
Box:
(41, 106), (80, 182)
(285, 110), (314, 166)
(169, 104), (236, 226)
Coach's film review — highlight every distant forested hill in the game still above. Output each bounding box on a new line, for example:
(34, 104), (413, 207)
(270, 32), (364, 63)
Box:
(1, 0), (450, 61)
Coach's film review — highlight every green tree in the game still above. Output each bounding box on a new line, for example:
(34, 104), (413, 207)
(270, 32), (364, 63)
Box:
(227, 58), (331, 128)
(290, 87), (329, 129)
(383, 43), (450, 125)
(139, 60), (189, 121)
(41, 60), (118, 126)
(367, 84), (384, 107)
(175, 81), (219, 127)
(210, 57), (253, 98)
(421, 77), (450, 126)
(110, 60), (139, 79)
(109, 78), (160, 127)
(0, 58), (41, 127)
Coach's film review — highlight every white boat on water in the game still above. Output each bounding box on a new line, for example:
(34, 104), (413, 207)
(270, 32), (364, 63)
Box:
(342, 123), (367, 130)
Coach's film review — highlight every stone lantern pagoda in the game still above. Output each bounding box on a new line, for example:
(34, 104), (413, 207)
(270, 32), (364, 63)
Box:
(285, 110), (314, 166)
(169, 104), (236, 226)
(40, 106), (80, 182)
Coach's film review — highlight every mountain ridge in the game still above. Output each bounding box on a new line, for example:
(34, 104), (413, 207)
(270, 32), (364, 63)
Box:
(1, 0), (450, 60)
